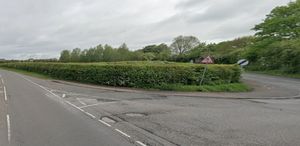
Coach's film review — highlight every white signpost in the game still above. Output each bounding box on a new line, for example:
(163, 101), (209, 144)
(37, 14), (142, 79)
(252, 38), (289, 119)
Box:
(237, 59), (249, 67)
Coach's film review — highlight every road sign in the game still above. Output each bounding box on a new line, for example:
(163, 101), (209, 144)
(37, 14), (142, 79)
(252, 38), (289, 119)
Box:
(237, 59), (249, 67)
(201, 56), (214, 64)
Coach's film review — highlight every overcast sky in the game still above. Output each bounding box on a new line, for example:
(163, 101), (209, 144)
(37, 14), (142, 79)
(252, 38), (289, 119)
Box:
(0, 0), (291, 59)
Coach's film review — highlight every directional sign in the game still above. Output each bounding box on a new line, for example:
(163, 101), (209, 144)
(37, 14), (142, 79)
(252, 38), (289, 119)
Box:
(201, 56), (214, 64)
(237, 59), (249, 67)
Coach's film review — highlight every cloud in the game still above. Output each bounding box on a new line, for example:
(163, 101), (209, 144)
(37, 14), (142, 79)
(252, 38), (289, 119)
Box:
(0, 0), (291, 59)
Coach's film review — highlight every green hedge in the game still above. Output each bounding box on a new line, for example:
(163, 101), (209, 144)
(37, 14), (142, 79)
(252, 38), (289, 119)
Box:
(0, 62), (241, 88)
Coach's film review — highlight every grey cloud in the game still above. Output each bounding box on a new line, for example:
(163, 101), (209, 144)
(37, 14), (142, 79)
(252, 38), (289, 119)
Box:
(0, 0), (291, 59)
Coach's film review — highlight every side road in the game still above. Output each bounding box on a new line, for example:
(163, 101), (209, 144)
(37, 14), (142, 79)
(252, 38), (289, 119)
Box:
(47, 73), (300, 99)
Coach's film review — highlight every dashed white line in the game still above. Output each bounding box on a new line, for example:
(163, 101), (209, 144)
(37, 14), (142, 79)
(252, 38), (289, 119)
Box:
(136, 141), (147, 146)
(79, 102), (104, 109)
(6, 114), (11, 143)
(62, 94), (66, 98)
(83, 111), (96, 119)
(1, 78), (4, 84)
(15, 74), (149, 145)
(98, 120), (112, 127)
(76, 98), (87, 105)
(65, 101), (85, 112)
(4, 86), (7, 101)
(115, 129), (131, 138)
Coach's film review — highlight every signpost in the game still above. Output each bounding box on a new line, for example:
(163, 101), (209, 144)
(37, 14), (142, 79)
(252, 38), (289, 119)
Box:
(237, 59), (249, 67)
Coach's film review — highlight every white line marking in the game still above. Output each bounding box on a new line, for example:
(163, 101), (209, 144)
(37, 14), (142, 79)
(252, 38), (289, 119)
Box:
(76, 98), (87, 105)
(12, 73), (149, 145)
(4, 86), (7, 101)
(136, 141), (147, 146)
(62, 94), (66, 98)
(65, 101), (85, 112)
(115, 129), (131, 138)
(6, 115), (11, 143)
(98, 120), (112, 127)
(83, 112), (96, 119)
(79, 103), (104, 109)
(17, 75), (100, 121)
(1, 78), (4, 84)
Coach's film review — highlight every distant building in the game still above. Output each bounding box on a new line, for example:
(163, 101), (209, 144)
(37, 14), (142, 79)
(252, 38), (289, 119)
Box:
(193, 56), (214, 64)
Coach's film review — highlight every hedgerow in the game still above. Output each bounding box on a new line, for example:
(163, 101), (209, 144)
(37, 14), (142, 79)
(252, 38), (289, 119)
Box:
(0, 62), (241, 88)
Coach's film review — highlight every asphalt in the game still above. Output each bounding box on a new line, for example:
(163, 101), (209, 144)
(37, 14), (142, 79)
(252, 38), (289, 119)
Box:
(0, 70), (134, 146)
(1, 69), (300, 146)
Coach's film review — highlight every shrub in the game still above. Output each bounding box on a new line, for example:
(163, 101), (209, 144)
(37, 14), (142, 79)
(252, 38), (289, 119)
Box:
(0, 62), (241, 88)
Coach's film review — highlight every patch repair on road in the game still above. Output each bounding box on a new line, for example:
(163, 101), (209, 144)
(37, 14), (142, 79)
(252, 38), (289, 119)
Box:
(125, 113), (146, 117)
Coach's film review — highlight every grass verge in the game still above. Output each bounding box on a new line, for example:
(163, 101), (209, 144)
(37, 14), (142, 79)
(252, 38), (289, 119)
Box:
(156, 83), (251, 92)
(0, 67), (251, 92)
(0, 67), (53, 79)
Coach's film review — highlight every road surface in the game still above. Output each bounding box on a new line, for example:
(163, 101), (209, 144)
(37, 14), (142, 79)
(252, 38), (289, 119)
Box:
(0, 69), (300, 146)
(0, 70), (134, 146)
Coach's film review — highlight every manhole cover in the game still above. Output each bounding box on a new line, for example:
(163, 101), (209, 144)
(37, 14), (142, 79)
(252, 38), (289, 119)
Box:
(125, 113), (146, 117)
(101, 117), (116, 123)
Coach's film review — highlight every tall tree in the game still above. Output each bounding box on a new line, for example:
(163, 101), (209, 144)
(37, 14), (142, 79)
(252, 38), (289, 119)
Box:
(117, 43), (130, 61)
(59, 50), (71, 62)
(70, 48), (81, 62)
(253, 0), (300, 40)
(170, 35), (200, 55)
(94, 45), (104, 62)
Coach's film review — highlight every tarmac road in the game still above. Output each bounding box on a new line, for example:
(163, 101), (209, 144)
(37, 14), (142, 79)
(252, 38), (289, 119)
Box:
(0, 70), (134, 146)
(0, 69), (300, 146)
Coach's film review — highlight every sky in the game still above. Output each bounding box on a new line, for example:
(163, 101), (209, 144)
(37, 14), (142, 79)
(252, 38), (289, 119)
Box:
(0, 0), (292, 59)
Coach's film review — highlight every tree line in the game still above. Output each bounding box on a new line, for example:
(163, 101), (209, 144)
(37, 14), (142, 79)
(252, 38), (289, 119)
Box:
(59, 36), (204, 62)
(59, 0), (300, 74)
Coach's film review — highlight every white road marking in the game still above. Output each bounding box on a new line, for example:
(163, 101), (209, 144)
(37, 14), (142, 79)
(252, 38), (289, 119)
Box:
(79, 102), (106, 109)
(4, 86), (7, 101)
(1, 78), (4, 84)
(98, 120), (112, 127)
(65, 101), (85, 112)
(15, 74), (150, 144)
(6, 115), (11, 143)
(115, 129), (131, 138)
(76, 98), (87, 105)
(62, 94), (66, 98)
(136, 141), (147, 146)
(83, 111), (96, 119)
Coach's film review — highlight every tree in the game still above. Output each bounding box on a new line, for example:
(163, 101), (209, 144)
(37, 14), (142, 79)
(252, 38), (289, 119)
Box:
(94, 45), (104, 62)
(79, 49), (88, 62)
(117, 43), (131, 61)
(253, 0), (300, 40)
(70, 48), (81, 62)
(170, 35), (200, 55)
(186, 42), (207, 60)
(103, 44), (116, 62)
(59, 50), (71, 62)
(142, 43), (171, 60)
(142, 53), (156, 61)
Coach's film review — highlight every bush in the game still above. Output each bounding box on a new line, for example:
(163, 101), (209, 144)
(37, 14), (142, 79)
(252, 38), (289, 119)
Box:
(0, 62), (241, 88)
(245, 39), (300, 74)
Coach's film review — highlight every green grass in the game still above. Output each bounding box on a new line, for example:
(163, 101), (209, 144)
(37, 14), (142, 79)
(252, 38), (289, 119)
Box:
(0, 67), (53, 79)
(0, 66), (250, 92)
(156, 83), (251, 92)
(247, 70), (300, 79)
